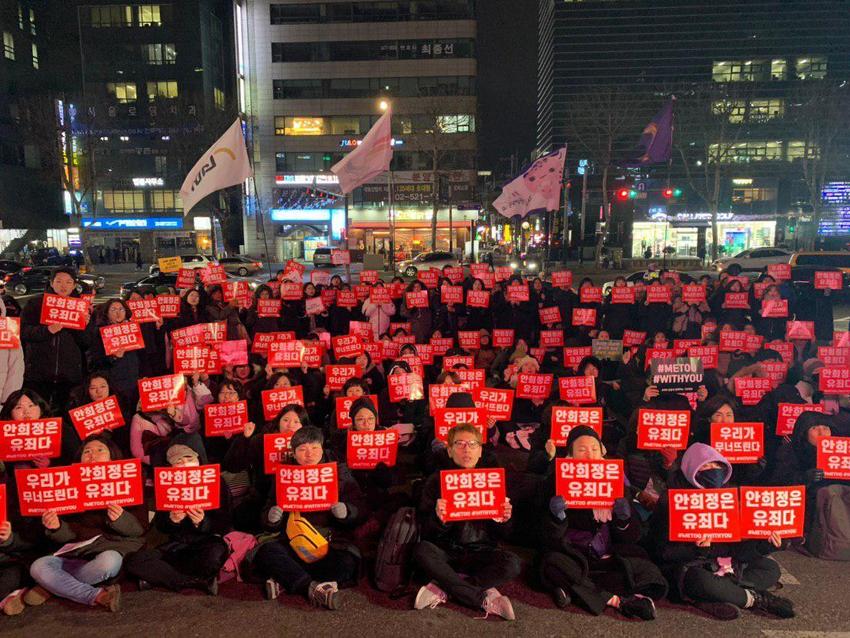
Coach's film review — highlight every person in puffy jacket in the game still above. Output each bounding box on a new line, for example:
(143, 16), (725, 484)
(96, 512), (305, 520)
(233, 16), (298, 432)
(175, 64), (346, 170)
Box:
(0, 297), (23, 411)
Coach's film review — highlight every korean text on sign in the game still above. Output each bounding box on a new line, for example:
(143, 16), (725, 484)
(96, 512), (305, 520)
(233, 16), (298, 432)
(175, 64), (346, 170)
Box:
(347, 430), (399, 470)
(668, 488), (741, 542)
(154, 464), (221, 511)
(636, 409), (690, 450)
(555, 458), (624, 508)
(440, 468), (506, 522)
(276, 462), (339, 512)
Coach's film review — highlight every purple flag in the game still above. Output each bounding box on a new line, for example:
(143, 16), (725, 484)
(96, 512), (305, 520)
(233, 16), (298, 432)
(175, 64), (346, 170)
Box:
(627, 99), (674, 166)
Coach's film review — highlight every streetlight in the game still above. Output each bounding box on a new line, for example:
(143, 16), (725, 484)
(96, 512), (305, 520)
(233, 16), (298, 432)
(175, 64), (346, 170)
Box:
(378, 99), (394, 270)
(379, 99), (390, 112)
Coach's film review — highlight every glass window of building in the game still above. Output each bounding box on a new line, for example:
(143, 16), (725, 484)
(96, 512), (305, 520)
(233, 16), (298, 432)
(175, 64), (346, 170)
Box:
(712, 59), (768, 82)
(786, 140), (819, 160)
(17, 4), (23, 30)
(154, 155), (167, 176)
(771, 59), (786, 80)
(106, 82), (138, 103)
(90, 5), (133, 28)
(214, 87), (225, 110)
(329, 116), (361, 135)
(437, 114), (475, 133)
(710, 141), (782, 163)
(732, 187), (777, 203)
(137, 5), (162, 26)
(795, 57), (827, 80)
(103, 190), (145, 212)
(142, 43), (176, 65)
(146, 81), (178, 100)
(3, 32), (14, 60)
(150, 190), (180, 210)
(31, 43), (37, 69)
(276, 117), (325, 136)
(29, 8), (35, 35)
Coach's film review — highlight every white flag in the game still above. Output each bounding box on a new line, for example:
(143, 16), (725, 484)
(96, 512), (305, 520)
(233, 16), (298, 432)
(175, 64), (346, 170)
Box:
(180, 118), (253, 215)
(492, 148), (567, 219)
(331, 107), (393, 194)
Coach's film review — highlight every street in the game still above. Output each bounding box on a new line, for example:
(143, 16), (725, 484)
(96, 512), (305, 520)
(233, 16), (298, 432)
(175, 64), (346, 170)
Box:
(2, 549), (847, 638)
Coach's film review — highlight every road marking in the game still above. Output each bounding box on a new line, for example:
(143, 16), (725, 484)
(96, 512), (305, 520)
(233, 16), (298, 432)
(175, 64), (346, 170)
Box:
(763, 633), (850, 638)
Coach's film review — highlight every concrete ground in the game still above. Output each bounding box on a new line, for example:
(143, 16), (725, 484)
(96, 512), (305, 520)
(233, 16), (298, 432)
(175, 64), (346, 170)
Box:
(2, 550), (847, 638)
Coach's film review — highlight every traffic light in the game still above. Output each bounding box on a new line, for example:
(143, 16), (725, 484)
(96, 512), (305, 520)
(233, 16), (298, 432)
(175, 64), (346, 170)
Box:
(662, 187), (683, 198)
(617, 188), (637, 201)
(662, 188), (674, 198)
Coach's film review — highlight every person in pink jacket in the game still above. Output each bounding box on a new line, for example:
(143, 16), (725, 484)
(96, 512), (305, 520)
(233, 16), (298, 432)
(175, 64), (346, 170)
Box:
(361, 282), (396, 340)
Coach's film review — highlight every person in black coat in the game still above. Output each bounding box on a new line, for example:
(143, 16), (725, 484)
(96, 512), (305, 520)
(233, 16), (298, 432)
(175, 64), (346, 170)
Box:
(87, 299), (141, 411)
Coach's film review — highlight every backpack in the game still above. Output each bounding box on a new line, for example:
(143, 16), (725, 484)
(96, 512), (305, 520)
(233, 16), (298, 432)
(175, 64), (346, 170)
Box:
(372, 506), (419, 594)
(218, 531), (259, 583)
(807, 484), (850, 561)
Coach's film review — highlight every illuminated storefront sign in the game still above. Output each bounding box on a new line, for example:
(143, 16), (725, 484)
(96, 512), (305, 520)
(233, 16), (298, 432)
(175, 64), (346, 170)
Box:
(132, 177), (165, 187)
(275, 174), (340, 186)
(269, 208), (344, 240)
(284, 117), (325, 136)
(82, 217), (184, 230)
(339, 137), (404, 148)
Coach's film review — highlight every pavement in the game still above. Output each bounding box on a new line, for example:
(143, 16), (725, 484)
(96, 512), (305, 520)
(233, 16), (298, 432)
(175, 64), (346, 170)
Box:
(3, 550), (848, 638)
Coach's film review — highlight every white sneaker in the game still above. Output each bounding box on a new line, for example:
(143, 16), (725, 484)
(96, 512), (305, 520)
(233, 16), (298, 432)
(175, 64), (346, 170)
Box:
(414, 582), (447, 610)
(481, 588), (515, 621)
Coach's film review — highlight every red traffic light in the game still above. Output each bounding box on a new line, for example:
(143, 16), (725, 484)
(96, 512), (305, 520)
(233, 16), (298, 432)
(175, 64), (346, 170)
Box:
(617, 188), (631, 200)
(662, 188), (674, 198)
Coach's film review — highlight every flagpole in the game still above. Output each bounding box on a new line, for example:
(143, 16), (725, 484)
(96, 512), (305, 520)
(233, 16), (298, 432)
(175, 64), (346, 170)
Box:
(389, 169), (395, 274)
(250, 174), (274, 281)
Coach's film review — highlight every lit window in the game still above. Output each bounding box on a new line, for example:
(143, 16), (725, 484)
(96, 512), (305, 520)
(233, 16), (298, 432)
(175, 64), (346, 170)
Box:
(3, 31), (14, 60)
(137, 5), (162, 27)
(771, 59), (786, 80)
(786, 141), (819, 160)
(214, 87), (225, 110)
(103, 190), (144, 212)
(107, 82), (138, 103)
(714, 99), (784, 123)
(90, 6), (133, 28)
(143, 43), (175, 65)
(17, 4), (23, 30)
(436, 114), (475, 133)
(31, 43), (37, 69)
(709, 141), (782, 163)
(29, 8), (35, 35)
(732, 188), (777, 203)
(795, 56), (827, 80)
(712, 59), (768, 82)
(276, 116), (326, 136)
(146, 80), (178, 100)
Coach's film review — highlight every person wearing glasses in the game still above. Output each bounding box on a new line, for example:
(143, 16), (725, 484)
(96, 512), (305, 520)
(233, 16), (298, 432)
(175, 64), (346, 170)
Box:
(412, 424), (520, 620)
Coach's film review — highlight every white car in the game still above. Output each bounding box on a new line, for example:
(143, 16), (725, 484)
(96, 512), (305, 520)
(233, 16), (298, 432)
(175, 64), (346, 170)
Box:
(397, 251), (461, 278)
(711, 247), (792, 274)
(149, 254), (215, 275)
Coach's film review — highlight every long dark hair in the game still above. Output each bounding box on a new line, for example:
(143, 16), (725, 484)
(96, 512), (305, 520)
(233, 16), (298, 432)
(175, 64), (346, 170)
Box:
(265, 403), (311, 433)
(0, 389), (51, 420)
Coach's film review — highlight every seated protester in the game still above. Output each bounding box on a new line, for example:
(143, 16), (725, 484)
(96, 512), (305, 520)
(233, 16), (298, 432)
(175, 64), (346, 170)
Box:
(124, 443), (232, 595)
(254, 427), (363, 609)
(474, 329), (497, 373)
(0, 295), (23, 411)
(377, 360), (426, 434)
(412, 424), (520, 621)
(243, 285), (280, 338)
(423, 392), (499, 477)
(203, 379), (257, 463)
(602, 276), (636, 339)
(0, 466), (37, 617)
(649, 442), (794, 620)
(226, 362), (267, 408)
(538, 426), (666, 620)
(355, 351), (385, 396)
(129, 374), (212, 468)
(0, 389), (76, 466)
(463, 279), (492, 332)
(503, 355), (548, 449)
(66, 372), (132, 457)
(326, 377), (371, 433)
(753, 283), (789, 343)
(27, 435), (147, 612)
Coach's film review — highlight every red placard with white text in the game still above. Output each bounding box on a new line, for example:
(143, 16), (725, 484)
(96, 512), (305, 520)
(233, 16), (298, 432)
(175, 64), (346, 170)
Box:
(456, 368), (485, 390)
(0, 418), (62, 461)
(326, 364), (362, 391)
(623, 330), (647, 347)
(154, 464), (221, 511)
(223, 280), (252, 305)
(723, 292), (749, 309)
(767, 263), (791, 280)
(428, 384), (464, 412)
(201, 264), (227, 285)
(276, 463), (339, 512)
(818, 437), (850, 480)
(444, 266), (464, 284)
(347, 430), (399, 470)
(405, 290), (429, 309)
(682, 284), (707, 304)
(335, 394), (379, 429)
(268, 340), (308, 368)
(668, 488), (741, 542)
(766, 341), (794, 364)
(539, 306), (562, 325)
(170, 322), (226, 347)
(467, 290), (490, 308)
(687, 345), (718, 370)
(264, 433), (294, 473)
(176, 268), (197, 289)
(820, 367), (850, 394)
(761, 361), (788, 389)
(337, 290), (358, 308)
(204, 401), (249, 437)
(15, 466), (81, 516)
(77, 459), (143, 510)
(719, 330), (748, 352)
(388, 372), (424, 403)
(174, 345), (221, 375)
(491, 328), (514, 348)
(433, 407), (487, 442)
(555, 458), (624, 508)
(331, 250), (350, 265)
(0, 484), (5, 525)
(441, 468), (506, 521)
(734, 377), (771, 406)
(444, 355), (474, 370)
(258, 298), (282, 318)
(776, 402), (824, 437)
(458, 331), (481, 351)
(636, 409), (690, 450)
(760, 299), (788, 318)
(332, 334), (364, 359)
(40, 294), (89, 330)
(441, 285), (463, 305)
(68, 396), (125, 439)
(311, 270), (332, 287)
(710, 422), (764, 463)
(540, 330), (564, 349)
(740, 486), (805, 538)
(516, 372), (554, 400)
(571, 308), (597, 327)
(551, 271), (573, 289)
(818, 346), (850, 368)
(417, 269), (440, 289)
(100, 322), (145, 356)
(156, 294), (180, 318)
(646, 285), (672, 304)
(550, 406), (603, 446)
(262, 387), (305, 421)
(611, 286), (635, 304)
(787, 321), (816, 341)
(0, 317), (20, 349)
(368, 286), (391, 306)
(580, 286), (603, 304)
(138, 374), (186, 412)
(128, 299), (160, 323)
(252, 331), (295, 355)
(505, 283), (530, 303)
(558, 375), (596, 404)
(472, 387), (514, 421)
(815, 271), (843, 290)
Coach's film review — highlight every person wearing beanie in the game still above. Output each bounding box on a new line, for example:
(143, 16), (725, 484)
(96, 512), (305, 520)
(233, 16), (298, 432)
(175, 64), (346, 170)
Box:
(537, 426), (666, 621)
(252, 426), (365, 610)
(649, 443), (794, 621)
(124, 442), (232, 596)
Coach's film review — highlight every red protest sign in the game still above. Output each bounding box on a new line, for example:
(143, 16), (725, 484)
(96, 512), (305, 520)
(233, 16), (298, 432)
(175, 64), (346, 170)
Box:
(311, 270), (332, 286)
(682, 284), (707, 305)
(761, 361), (788, 389)
(280, 282), (303, 301)
(366, 286), (390, 306)
(719, 330), (748, 352)
(16, 466), (81, 516)
(458, 330), (481, 351)
(472, 387), (514, 421)
(441, 468), (507, 522)
(540, 330), (564, 349)
(636, 409), (690, 450)
(433, 407), (487, 442)
(550, 406), (603, 446)
(335, 394), (379, 429)
(417, 269), (440, 289)
(493, 266), (513, 282)
(571, 308), (597, 327)
(223, 280), (252, 305)
(138, 374), (186, 412)
(347, 430), (399, 470)
(251, 331), (295, 354)
(155, 464), (221, 511)
(835, 331), (850, 348)
(320, 288), (337, 308)
(440, 285), (463, 305)
(204, 401), (249, 437)
(555, 459), (624, 508)
(766, 341), (794, 364)
(456, 368), (485, 390)
(0, 317), (20, 349)
(0, 418), (62, 461)
(284, 259), (306, 280)
(820, 367), (850, 394)
(551, 270), (573, 289)
(364, 340), (384, 363)
(428, 384), (464, 412)
(753, 282), (769, 300)
(359, 269), (379, 284)
(611, 286), (636, 304)
(723, 292), (750, 309)
(128, 299), (160, 323)
(355, 285), (372, 301)
(40, 294), (89, 330)
(388, 372), (424, 403)
(579, 286), (603, 304)
(558, 376), (596, 404)
(262, 387), (305, 421)
(760, 299), (788, 318)
(444, 354), (474, 370)
(77, 459), (144, 510)
(429, 337), (453, 356)
(332, 334), (364, 359)
(538, 306), (562, 325)
(176, 268), (197, 289)
(263, 433), (293, 473)
(303, 296), (324, 316)
(336, 290), (358, 308)
(467, 290), (490, 308)
(818, 437), (850, 480)
(219, 340), (249, 367)
(405, 290), (429, 309)
(326, 364), (362, 391)
(740, 486), (805, 539)
(711, 422), (764, 463)
(787, 320), (815, 341)
(734, 377), (771, 406)
(491, 328), (514, 348)
(170, 321), (226, 347)
(673, 339), (701, 356)
(516, 372), (554, 400)
(687, 345), (718, 370)
(257, 298), (282, 317)
(623, 330), (647, 347)
(276, 463), (339, 512)
(644, 347), (674, 370)
(156, 294), (180, 318)
(201, 264), (227, 285)
(174, 345), (221, 375)
(668, 488), (740, 542)
(815, 271), (843, 290)
(505, 283), (530, 303)
(100, 322), (145, 356)
(68, 396), (125, 439)
(776, 402), (824, 437)
(818, 346), (850, 368)
(646, 285), (672, 304)
(331, 249), (350, 265)
(444, 266), (464, 284)
(767, 263), (791, 280)
(268, 340), (308, 368)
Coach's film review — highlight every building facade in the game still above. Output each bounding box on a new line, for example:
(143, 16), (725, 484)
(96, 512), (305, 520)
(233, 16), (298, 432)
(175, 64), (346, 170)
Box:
(537, 0), (850, 258)
(236, 0), (479, 262)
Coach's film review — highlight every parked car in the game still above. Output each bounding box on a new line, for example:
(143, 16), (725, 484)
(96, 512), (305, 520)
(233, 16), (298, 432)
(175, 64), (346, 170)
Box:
(312, 247), (333, 268)
(149, 254), (215, 275)
(0, 260), (24, 276)
(120, 273), (178, 298)
(711, 247), (793, 274)
(396, 251), (461, 278)
(789, 251), (850, 275)
(219, 256), (263, 276)
(601, 270), (696, 295)
(6, 266), (105, 296)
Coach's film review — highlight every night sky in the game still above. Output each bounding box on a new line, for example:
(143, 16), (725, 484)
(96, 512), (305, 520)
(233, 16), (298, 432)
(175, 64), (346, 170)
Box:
(477, 0), (538, 176)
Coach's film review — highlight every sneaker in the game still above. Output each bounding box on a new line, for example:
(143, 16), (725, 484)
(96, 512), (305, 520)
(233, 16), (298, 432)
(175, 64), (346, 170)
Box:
(551, 587), (571, 609)
(96, 584), (121, 612)
(693, 600), (741, 621)
(482, 588), (515, 621)
(23, 586), (51, 606)
(1, 589), (26, 616)
(308, 581), (340, 610)
(414, 582), (447, 610)
(752, 590), (795, 619)
(264, 578), (281, 601)
(619, 594), (656, 620)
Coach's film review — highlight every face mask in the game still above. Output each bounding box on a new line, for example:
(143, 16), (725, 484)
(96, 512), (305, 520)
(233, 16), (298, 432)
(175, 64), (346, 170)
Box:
(696, 467), (726, 488)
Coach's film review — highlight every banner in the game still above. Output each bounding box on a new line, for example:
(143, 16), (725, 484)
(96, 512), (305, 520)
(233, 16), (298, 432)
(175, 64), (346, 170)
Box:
(650, 358), (703, 395)
(204, 401), (249, 437)
(433, 407), (487, 442)
(555, 458), (624, 508)
(636, 409), (690, 450)
(0, 418), (62, 461)
(740, 485), (805, 539)
(77, 459), (143, 510)
(440, 468), (507, 521)
(40, 294), (89, 330)
(100, 322), (145, 356)
(558, 376), (596, 404)
(347, 430), (399, 470)
(668, 488), (740, 542)
(472, 387), (514, 421)
(326, 364), (362, 391)
(817, 436), (850, 480)
(710, 422), (764, 463)
(516, 373), (553, 400)
(138, 374), (186, 412)
(550, 406), (603, 446)
(68, 396), (125, 439)
(276, 462), (339, 511)
(154, 464), (221, 511)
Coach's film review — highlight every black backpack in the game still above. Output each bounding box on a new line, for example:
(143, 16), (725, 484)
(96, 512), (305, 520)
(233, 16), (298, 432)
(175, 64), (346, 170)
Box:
(372, 506), (419, 594)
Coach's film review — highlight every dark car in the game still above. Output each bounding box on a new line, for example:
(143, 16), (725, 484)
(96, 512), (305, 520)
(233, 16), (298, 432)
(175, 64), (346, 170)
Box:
(219, 256), (263, 276)
(120, 273), (179, 299)
(5, 266), (104, 296)
(0, 260), (24, 276)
